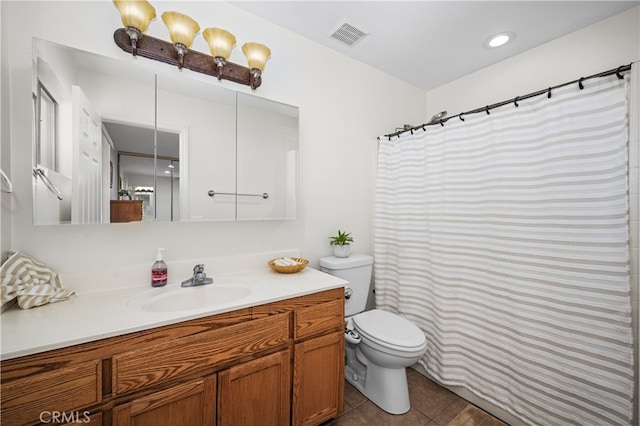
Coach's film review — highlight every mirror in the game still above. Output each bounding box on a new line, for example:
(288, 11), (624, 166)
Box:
(237, 93), (299, 220)
(32, 38), (298, 225)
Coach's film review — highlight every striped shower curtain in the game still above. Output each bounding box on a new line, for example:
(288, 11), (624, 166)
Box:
(374, 75), (633, 425)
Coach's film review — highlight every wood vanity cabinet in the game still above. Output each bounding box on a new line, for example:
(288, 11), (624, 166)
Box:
(0, 287), (344, 426)
(110, 200), (143, 223)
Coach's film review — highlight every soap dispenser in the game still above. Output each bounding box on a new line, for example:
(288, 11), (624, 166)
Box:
(151, 248), (168, 287)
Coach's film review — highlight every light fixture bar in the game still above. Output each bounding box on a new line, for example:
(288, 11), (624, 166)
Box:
(113, 28), (261, 89)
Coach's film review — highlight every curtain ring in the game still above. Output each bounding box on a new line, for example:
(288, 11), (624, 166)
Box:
(616, 66), (624, 79)
(514, 96), (519, 107)
(485, 106), (490, 115)
(547, 87), (552, 98)
(578, 77), (585, 90)
(459, 113), (465, 122)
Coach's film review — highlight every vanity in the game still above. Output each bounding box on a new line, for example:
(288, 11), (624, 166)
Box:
(110, 200), (143, 223)
(0, 266), (346, 426)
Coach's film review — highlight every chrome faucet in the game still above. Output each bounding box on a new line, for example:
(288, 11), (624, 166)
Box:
(181, 264), (213, 287)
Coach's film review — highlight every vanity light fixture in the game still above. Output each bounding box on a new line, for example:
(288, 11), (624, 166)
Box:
(203, 28), (237, 80)
(161, 11), (200, 69)
(112, 1), (270, 90)
(135, 186), (154, 194)
(112, 0), (156, 56)
(242, 42), (272, 90)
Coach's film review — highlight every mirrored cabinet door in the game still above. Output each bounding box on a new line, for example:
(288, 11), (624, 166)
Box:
(156, 70), (237, 222)
(236, 93), (299, 221)
(33, 38), (156, 225)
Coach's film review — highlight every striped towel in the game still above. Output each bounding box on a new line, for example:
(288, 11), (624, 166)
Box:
(1, 251), (75, 310)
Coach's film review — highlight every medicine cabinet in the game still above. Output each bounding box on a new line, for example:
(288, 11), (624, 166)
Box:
(32, 38), (298, 225)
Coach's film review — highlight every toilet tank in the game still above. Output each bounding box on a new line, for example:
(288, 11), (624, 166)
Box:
(320, 254), (373, 316)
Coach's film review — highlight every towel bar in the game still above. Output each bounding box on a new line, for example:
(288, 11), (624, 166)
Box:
(33, 168), (62, 200)
(207, 190), (269, 199)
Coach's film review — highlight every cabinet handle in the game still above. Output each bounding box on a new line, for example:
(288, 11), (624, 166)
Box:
(344, 287), (353, 300)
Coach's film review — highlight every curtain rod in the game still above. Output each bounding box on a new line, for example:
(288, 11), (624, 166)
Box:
(383, 62), (635, 140)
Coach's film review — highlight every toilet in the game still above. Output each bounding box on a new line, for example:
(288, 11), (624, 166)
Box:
(320, 254), (427, 415)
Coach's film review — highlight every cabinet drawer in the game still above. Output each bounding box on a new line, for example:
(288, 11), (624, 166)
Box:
(113, 313), (290, 395)
(1, 360), (102, 426)
(294, 298), (344, 341)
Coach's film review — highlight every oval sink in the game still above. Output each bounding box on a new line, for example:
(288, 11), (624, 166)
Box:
(130, 284), (253, 313)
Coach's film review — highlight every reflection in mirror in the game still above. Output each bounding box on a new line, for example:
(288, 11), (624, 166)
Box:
(156, 68), (236, 221)
(103, 122), (180, 222)
(32, 38), (155, 225)
(237, 93), (298, 220)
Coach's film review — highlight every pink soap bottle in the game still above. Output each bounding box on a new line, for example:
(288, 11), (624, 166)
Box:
(151, 248), (168, 287)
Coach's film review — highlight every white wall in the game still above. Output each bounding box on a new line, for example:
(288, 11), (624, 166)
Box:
(1, 1), (426, 276)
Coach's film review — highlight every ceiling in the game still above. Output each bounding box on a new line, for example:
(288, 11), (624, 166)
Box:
(231, 1), (638, 91)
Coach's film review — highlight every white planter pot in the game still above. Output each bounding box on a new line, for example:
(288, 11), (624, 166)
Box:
(333, 244), (351, 258)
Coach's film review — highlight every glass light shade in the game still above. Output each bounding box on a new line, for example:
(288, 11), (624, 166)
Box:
(113, 0), (156, 34)
(203, 28), (237, 60)
(161, 11), (200, 48)
(242, 42), (271, 72)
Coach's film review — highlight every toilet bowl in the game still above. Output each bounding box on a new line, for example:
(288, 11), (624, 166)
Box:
(346, 309), (427, 414)
(320, 254), (427, 415)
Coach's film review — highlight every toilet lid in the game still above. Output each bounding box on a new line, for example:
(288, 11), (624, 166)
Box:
(352, 309), (426, 350)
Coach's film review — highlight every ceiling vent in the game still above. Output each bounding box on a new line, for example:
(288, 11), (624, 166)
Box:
(329, 20), (369, 47)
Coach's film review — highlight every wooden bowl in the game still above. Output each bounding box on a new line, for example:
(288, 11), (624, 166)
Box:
(268, 257), (309, 274)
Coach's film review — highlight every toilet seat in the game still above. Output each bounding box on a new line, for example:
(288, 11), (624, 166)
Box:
(352, 309), (426, 352)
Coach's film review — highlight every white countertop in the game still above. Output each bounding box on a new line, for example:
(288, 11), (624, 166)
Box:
(0, 265), (347, 361)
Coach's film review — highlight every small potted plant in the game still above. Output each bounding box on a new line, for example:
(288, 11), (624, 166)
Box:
(118, 189), (132, 200)
(329, 230), (354, 258)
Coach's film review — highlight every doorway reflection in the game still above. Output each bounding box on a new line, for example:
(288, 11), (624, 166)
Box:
(103, 121), (180, 222)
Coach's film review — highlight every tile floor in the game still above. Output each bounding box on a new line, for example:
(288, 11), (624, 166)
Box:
(323, 368), (508, 426)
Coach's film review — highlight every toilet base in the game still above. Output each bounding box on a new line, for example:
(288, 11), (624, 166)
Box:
(345, 348), (411, 415)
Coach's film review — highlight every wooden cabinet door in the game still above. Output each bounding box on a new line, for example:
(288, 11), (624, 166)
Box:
(217, 349), (291, 426)
(113, 376), (216, 426)
(292, 331), (344, 426)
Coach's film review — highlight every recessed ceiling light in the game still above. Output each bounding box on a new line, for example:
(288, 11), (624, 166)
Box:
(484, 31), (515, 49)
